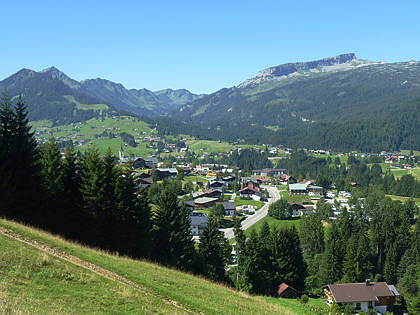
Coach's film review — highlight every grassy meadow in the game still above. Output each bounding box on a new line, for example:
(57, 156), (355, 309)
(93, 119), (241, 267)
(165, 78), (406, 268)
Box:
(0, 234), (181, 314)
(0, 218), (304, 314)
(245, 216), (301, 237)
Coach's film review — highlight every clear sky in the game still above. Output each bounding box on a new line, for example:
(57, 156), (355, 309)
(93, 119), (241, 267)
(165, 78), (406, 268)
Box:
(1, 0), (419, 94)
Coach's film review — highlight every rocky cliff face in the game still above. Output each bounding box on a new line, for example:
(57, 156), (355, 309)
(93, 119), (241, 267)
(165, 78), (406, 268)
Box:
(238, 53), (361, 88)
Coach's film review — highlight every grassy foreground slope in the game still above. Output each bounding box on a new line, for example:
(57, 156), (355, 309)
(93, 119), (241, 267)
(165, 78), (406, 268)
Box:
(0, 234), (181, 314)
(0, 218), (303, 314)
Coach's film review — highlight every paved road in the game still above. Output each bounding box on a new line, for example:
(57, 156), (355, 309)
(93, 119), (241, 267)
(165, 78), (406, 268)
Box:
(221, 185), (281, 240)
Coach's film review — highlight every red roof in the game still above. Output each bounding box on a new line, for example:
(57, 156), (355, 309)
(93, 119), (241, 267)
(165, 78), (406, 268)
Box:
(277, 283), (290, 295)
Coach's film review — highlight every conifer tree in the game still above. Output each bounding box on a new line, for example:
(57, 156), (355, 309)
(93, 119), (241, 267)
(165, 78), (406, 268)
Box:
(40, 138), (65, 229)
(320, 223), (344, 284)
(0, 95), (40, 221)
(152, 189), (195, 270)
(299, 213), (324, 259)
(384, 243), (398, 284)
(114, 166), (152, 258)
(61, 145), (84, 239)
(198, 216), (231, 283)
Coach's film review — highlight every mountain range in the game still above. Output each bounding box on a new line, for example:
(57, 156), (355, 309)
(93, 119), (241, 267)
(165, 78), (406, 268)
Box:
(2, 53), (420, 151)
(0, 66), (204, 124)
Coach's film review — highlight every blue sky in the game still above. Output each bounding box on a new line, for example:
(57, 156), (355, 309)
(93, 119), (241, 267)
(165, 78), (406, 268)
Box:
(1, 1), (419, 94)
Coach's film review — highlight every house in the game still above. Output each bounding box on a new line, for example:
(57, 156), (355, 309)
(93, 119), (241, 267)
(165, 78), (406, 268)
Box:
(218, 201), (236, 216)
(135, 176), (153, 190)
(144, 157), (158, 169)
(191, 189), (222, 201)
(204, 189), (222, 200)
(324, 280), (399, 314)
(156, 168), (178, 179)
(279, 174), (293, 185)
(274, 283), (299, 298)
(242, 177), (260, 191)
(238, 187), (261, 200)
(288, 202), (306, 216)
(307, 185), (323, 196)
(252, 168), (286, 177)
(288, 182), (311, 195)
(208, 180), (225, 190)
(189, 212), (208, 236)
(194, 197), (219, 209)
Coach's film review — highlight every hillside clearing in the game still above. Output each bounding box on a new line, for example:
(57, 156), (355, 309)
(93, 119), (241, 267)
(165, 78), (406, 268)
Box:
(0, 218), (299, 314)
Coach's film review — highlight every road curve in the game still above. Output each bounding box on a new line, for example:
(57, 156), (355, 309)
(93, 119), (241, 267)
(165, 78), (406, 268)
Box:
(221, 185), (281, 240)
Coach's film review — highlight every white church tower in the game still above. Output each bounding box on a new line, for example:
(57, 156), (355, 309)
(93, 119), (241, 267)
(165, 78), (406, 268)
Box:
(119, 144), (124, 161)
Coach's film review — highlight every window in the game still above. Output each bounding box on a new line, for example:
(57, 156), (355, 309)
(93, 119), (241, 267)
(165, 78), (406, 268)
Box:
(355, 303), (361, 310)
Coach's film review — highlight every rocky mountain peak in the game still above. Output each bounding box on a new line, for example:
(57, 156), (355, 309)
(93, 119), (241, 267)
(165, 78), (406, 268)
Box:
(238, 53), (363, 88)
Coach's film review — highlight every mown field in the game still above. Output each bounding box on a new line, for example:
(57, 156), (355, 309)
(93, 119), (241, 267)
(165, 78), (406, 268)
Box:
(245, 216), (301, 237)
(31, 117), (157, 156)
(0, 218), (312, 314)
(386, 194), (420, 207)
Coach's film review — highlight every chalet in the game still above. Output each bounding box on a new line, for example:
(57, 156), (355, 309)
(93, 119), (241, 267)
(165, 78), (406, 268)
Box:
(274, 283), (299, 298)
(279, 174), (293, 185)
(156, 168), (178, 179)
(307, 185), (323, 196)
(218, 201), (236, 216)
(208, 180), (225, 190)
(204, 189), (222, 200)
(194, 197), (219, 209)
(324, 280), (399, 314)
(238, 187), (261, 200)
(242, 177), (260, 191)
(221, 175), (236, 184)
(135, 176), (153, 190)
(143, 157), (158, 169)
(288, 202), (305, 216)
(289, 181), (323, 196)
(252, 168), (286, 177)
(254, 176), (272, 185)
(189, 212), (208, 236)
(288, 182), (311, 195)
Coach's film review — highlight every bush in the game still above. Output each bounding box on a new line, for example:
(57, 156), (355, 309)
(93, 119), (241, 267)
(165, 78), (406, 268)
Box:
(298, 294), (309, 304)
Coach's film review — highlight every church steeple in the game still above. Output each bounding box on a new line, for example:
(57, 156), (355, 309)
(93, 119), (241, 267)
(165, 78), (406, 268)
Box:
(119, 144), (124, 161)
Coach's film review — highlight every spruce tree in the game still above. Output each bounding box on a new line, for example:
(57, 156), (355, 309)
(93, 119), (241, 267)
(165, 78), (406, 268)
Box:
(114, 166), (152, 258)
(40, 138), (65, 229)
(299, 213), (324, 259)
(319, 223), (344, 284)
(0, 95), (40, 222)
(198, 216), (231, 283)
(152, 189), (195, 270)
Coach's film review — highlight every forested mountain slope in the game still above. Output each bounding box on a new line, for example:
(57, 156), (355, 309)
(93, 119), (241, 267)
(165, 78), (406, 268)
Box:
(174, 55), (420, 130)
(0, 66), (204, 123)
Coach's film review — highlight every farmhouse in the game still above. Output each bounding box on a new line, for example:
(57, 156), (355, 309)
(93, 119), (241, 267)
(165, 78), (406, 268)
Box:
(252, 168), (286, 177)
(218, 201), (236, 216)
(156, 168), (178, 179)
(238, 187), (261, 200)
(324, 280), (399, 314)
(194, 197), (219, 209)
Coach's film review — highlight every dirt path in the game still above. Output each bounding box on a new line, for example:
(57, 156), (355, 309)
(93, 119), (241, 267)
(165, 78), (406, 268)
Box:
(0, 225), (198, 314)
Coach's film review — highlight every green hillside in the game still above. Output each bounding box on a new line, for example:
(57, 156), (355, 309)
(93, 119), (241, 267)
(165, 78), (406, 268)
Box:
(0, 218), (317, 314)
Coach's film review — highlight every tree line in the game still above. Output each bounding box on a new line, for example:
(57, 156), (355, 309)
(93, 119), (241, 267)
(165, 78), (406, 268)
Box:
(299, 192), (419, 313)
(277, 150), (420, 198)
